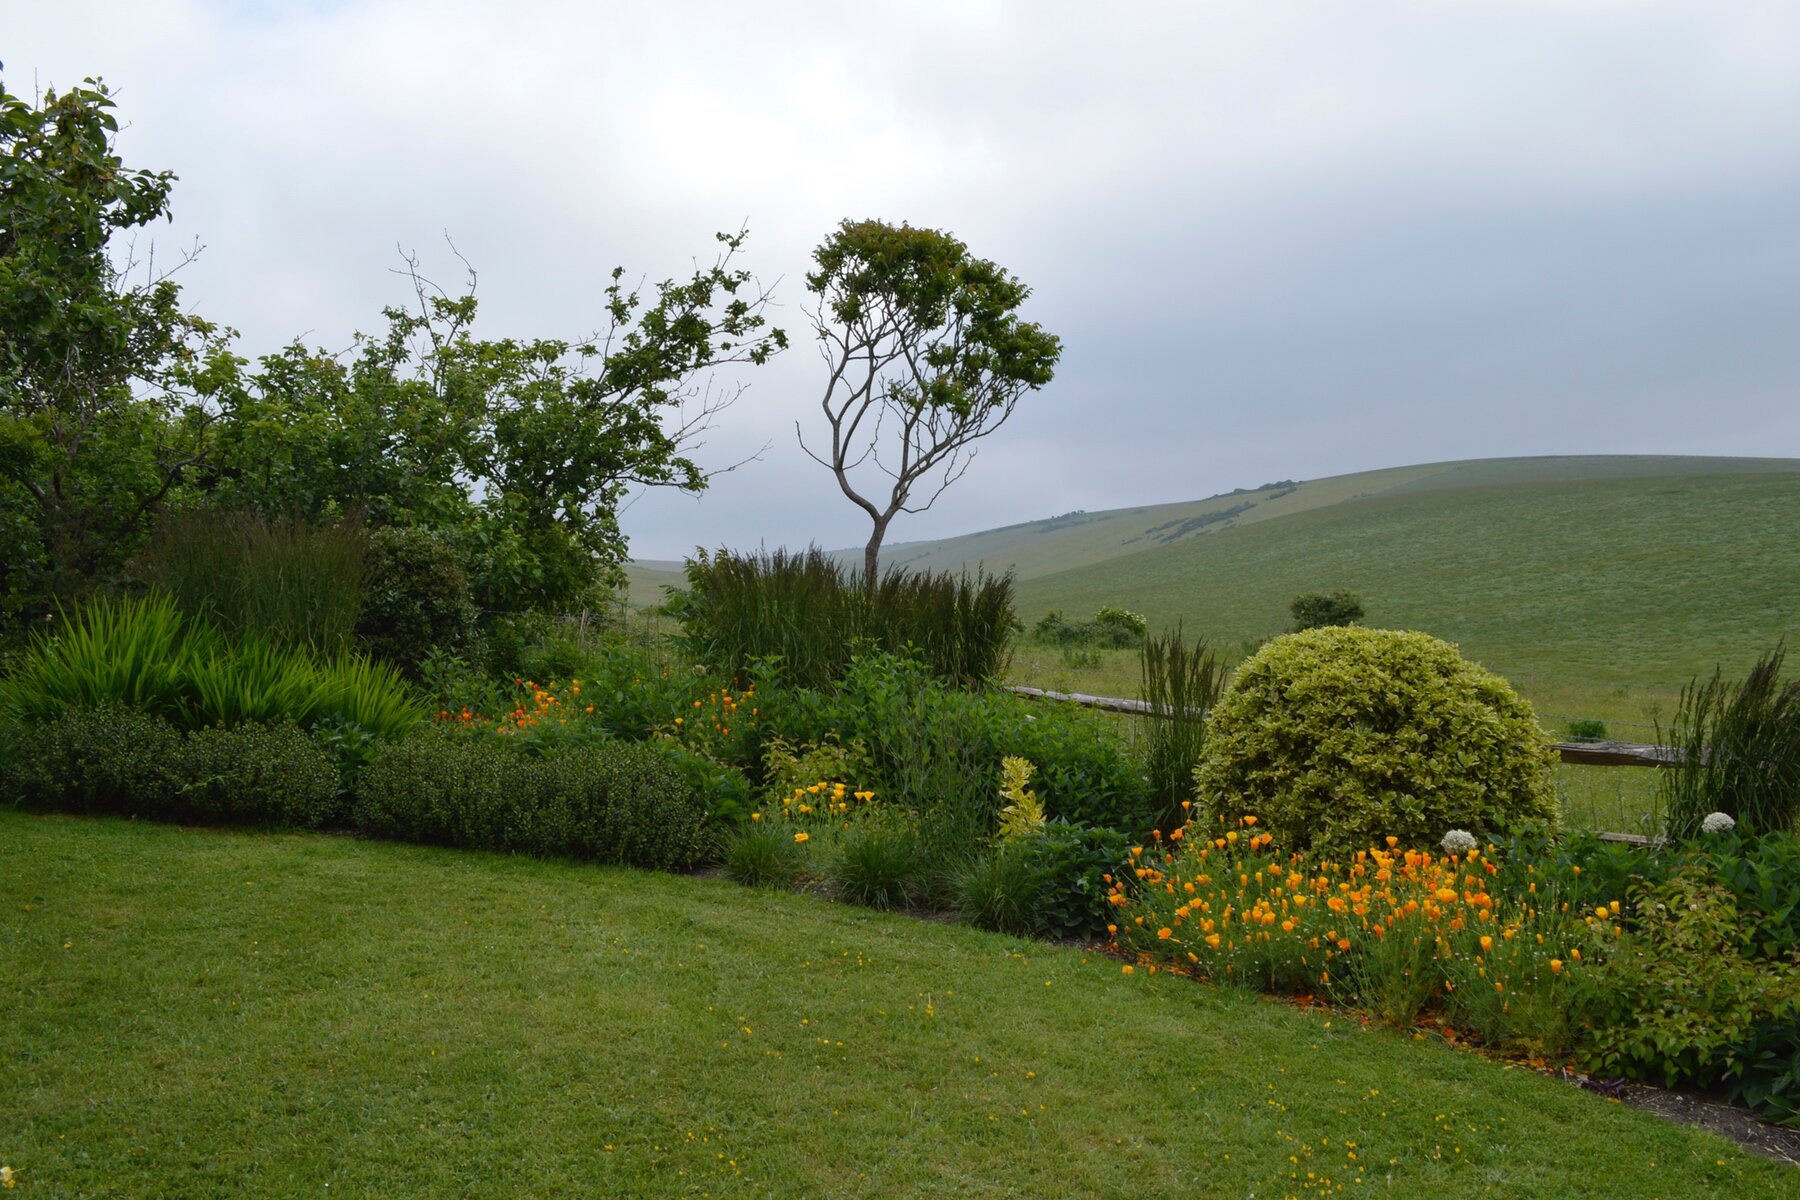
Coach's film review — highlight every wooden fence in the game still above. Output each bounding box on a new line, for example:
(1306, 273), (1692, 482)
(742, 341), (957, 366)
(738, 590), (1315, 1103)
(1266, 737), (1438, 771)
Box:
(1005, 684), (1676, 767)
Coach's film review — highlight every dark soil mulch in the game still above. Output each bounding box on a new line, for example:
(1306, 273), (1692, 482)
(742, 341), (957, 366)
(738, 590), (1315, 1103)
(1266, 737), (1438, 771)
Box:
(1561, 1070), (1800, 1167)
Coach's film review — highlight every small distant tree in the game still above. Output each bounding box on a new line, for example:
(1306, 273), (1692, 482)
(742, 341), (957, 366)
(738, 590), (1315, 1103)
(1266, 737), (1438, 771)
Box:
(799, 219), (1061, 590)
(1290, 589), (1364, 631)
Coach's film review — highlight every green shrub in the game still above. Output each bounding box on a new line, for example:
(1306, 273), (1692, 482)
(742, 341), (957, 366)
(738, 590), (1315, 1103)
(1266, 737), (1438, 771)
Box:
(1565, 717), (1608, 742)
(1582, 866), (1800, 1090)
(763, 650), (1153, 837)
(1725, 1019), (1800, 1126)
(353, 731), (718, 871)
(3, 706), (182, 814)
(144, 507), (368, 654)
(1194, 627), (1558, 856)
(759, 734), (874, 801)
(1289, 589), (1364, 632)
(724, 822), (805, 888)
(1496, 828), (1800, 967)
(2, 708), (337, 829)
(356, 526), (474, 673)
(1016, 820), (1132, 941)
(952, 820), (1128, 940)
(1031, 606), (1142, 650)
(1658, 644), (1800, 839)
(1094, 604), (1147, 640)
(173, 721), (342, 828)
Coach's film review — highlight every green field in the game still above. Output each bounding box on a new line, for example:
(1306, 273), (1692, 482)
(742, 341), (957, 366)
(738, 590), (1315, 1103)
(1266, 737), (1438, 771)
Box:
(4, 810), (1790, 1197)
(1012, 470), (1798, 726)
(859, 454), (1798, 585)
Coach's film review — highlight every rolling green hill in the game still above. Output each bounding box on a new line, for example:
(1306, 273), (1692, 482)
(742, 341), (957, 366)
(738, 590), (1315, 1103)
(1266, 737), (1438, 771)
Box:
(862, 454), (1800, 582)
(1015, 468), (1799, 703)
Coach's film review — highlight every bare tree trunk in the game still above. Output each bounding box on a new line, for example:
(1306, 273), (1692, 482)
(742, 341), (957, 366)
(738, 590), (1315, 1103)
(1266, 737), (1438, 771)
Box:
(863, 514), (890, 593)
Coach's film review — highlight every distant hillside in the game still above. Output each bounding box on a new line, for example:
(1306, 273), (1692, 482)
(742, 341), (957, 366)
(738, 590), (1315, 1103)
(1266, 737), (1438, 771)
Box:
(1015, 467), (1800, 695)
(853, 455), (1800, 583)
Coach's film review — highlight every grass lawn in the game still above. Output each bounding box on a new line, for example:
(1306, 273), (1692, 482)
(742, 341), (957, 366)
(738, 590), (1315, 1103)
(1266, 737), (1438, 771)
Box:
(3, 812), (1791, 1197)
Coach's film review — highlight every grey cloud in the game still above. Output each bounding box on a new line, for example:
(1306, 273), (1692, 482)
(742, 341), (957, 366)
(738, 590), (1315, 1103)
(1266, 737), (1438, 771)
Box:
(9, 0), (1799, 560)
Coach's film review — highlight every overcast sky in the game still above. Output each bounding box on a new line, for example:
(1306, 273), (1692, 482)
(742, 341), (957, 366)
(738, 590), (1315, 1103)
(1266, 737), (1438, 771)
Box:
(11, 1), (1800, 560)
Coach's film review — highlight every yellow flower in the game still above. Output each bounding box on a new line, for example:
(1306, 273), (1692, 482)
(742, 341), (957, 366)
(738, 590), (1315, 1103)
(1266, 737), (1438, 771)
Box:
(1121, 964), (1135, 974)
(751, 812), (761, 822)
(794, 832), (810, 844)
(1157, 927), (1173, 940)
(1549, 959), (1563, 973)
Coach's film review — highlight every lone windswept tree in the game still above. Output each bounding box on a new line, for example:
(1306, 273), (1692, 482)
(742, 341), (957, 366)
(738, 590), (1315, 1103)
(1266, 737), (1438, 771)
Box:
(799, 219), (1061, 589)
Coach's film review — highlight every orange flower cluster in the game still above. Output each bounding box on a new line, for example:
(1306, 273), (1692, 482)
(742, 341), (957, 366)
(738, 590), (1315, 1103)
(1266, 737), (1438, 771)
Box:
(1111, 816), (1614, 1021)
(776, 781), (876, 826)
(433, 677), (595, 732)
(678, 685), (754, 739)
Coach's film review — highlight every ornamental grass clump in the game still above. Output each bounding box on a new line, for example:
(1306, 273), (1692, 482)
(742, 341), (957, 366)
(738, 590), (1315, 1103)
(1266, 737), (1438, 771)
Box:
(1193, 626), (1558, 857)
(1658, 644), (1800, 839)
(672, 546), (1015, 689)
(0, 593), (421, 737)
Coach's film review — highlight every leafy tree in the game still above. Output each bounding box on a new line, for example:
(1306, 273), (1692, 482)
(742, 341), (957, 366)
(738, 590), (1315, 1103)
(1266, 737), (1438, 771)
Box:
(0, 77), (236, 615)
(1289, 589), (1365, 631)
(799, 219), (1061, 589)
(207, 235), (786, 612)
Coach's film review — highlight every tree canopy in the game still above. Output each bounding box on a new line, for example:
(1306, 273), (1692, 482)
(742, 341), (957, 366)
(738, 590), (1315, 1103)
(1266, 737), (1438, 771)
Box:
(0, 74), (786, 624)
(0, 77), (234, 612)
(205, 240), (786, 611)
(800, 219), (1062, 588)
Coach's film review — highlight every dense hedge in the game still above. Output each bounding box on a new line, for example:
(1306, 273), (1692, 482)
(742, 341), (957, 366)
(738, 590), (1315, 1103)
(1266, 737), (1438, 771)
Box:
(353, 730), (720, 871)
(3, 707), (339, 827)
(1194, 626), (1558, 855)
(1, 708), (722, 872)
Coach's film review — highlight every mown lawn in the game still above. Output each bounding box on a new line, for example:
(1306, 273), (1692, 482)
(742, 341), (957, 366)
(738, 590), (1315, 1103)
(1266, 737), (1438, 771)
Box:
(2, 811), (1789, 1198)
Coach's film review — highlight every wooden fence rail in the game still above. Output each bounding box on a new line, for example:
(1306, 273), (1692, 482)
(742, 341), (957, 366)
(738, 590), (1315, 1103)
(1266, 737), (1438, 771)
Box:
(1003, 685), (1677, 768)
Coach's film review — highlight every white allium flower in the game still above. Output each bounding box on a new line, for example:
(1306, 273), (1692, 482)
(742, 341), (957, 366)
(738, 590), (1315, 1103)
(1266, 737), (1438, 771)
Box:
(1441, 829), (1478, 855)
(1701, 811), (1736, 835)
